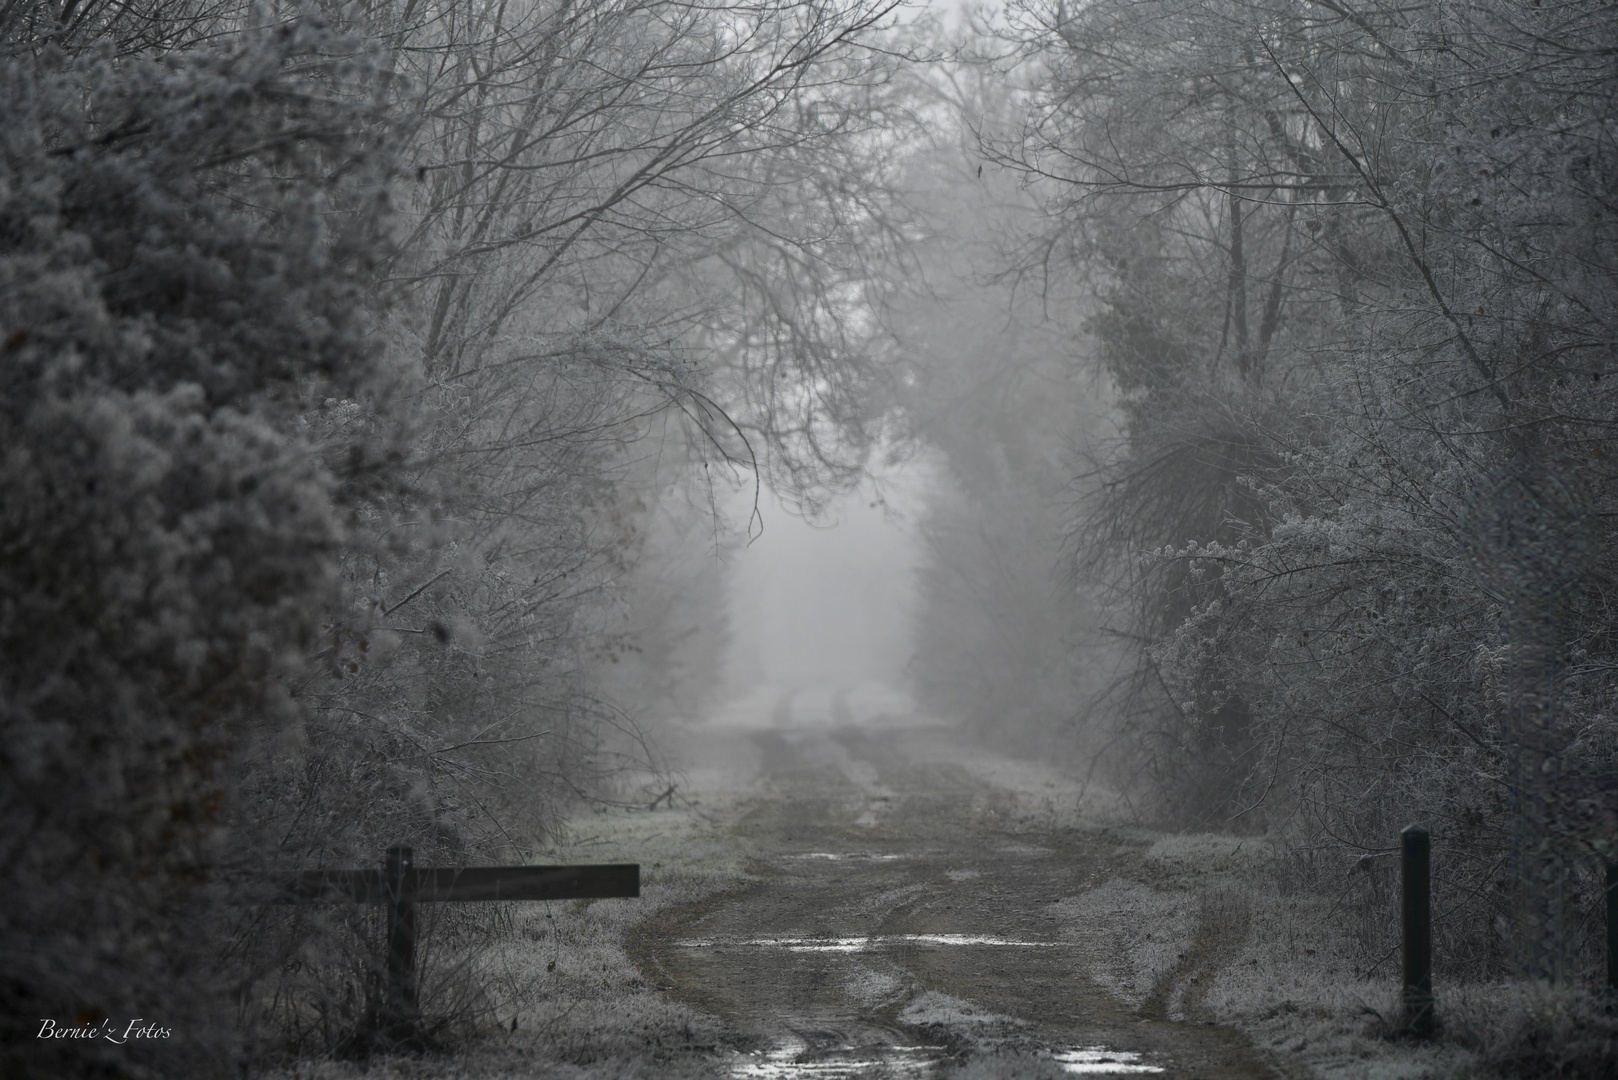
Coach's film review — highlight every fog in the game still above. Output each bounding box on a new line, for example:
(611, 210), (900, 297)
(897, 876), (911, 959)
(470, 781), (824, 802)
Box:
(7, 1), (1616, 1072)
(717, 469), (930, 726)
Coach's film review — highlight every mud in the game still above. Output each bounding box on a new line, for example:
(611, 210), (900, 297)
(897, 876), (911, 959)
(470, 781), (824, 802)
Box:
(626, 723), (1284, 1079)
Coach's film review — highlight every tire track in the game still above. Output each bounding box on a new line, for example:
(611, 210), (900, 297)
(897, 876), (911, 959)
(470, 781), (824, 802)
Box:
(627, 723), (1282, 1079)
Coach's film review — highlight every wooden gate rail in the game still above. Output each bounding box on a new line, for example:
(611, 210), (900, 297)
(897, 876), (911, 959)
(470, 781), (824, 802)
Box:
(262, 842), (639, 1043)
(270, 863), (641, 904)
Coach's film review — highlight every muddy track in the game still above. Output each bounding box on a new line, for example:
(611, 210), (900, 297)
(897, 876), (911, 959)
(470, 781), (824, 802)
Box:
(625, 725), (1284, 1079)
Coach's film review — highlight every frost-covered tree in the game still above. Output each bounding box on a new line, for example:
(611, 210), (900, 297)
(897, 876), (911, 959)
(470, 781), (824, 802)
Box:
(268, 0), (912, 857)
(0, 12), (404, 1075)
(1000, 0), (1618, 980)
(0, 0), (929, 1067)
(865, 58), (1115, 756)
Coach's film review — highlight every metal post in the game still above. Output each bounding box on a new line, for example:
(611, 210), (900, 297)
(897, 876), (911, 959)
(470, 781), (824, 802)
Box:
(384, 841), (417, 1032)
(1401, 825), (1434, 1035)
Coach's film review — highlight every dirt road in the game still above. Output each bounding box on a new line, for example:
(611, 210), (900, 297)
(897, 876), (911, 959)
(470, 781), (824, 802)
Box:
(626, 720), (1285, 1079)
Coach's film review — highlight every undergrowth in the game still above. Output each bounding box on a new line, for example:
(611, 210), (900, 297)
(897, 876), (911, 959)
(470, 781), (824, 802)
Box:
(254, 773), (753, 1078)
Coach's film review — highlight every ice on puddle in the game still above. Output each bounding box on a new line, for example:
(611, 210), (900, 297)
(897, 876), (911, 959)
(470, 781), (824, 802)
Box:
(730, 1038), (942, 1079)
(1053, 1047), (1165, 1074)
(677, 933), (1062, 951)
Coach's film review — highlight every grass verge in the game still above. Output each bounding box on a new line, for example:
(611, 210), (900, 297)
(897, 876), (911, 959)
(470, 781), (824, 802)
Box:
(1042, 831), (1618, 1079)
(257, 754), (759, 1080)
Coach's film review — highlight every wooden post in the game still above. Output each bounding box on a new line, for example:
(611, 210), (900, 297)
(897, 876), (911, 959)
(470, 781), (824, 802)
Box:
(1401, 825), (1434, 1035)
(264, 847), (637, 1050)
(384, 841), (417, 1032)
(1607, 861), (1618, 995)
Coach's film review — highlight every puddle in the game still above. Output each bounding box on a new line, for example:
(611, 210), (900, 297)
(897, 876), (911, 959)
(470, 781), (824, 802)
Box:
(1053, 1047), (1165, 1074)
(680, 934), (1066, 951)
(727, 1041), (1164, 1078)
(731, 1040), (942, 1079)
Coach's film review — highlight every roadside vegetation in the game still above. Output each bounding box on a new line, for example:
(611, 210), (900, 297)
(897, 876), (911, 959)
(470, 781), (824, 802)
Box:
(0, 0), (901, 1075)
(891, 0), (1618, 1074)
(4, 0), (1615, 1075)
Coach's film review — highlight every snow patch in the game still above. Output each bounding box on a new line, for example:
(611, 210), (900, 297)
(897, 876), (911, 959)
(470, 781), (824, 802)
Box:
(899, 989), (1022, 1028)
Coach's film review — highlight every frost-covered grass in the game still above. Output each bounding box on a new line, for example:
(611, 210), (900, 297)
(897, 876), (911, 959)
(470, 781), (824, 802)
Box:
(804, 725), (1615, 1080)
(889, 726), (1131, 832)
(899, 990), (1027, 1031)
(257, 745), (761, 1079)
(262, 723), (1618, 1080)
(1049, 853), (1465, 1077)
(1046, 830), (1618, 1080)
